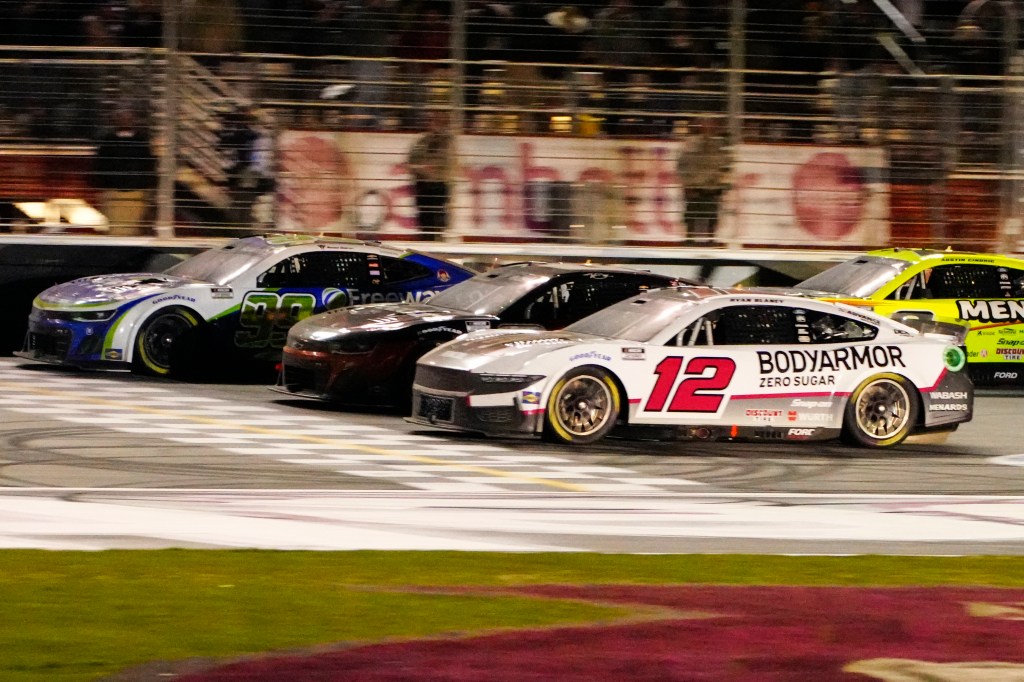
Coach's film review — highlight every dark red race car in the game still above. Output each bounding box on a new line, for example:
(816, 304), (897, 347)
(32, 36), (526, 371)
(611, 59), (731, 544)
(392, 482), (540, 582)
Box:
(274, 262), (684, 407)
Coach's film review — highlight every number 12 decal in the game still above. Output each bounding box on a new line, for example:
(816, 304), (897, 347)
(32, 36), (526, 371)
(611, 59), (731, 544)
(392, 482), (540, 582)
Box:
(644, 356), (736, 413)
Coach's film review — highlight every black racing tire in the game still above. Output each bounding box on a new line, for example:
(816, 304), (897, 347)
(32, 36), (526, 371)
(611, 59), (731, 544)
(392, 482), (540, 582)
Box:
(543, 366), (621, 445)
(841, 373), (919, 448)
(132, 307), (203, 377)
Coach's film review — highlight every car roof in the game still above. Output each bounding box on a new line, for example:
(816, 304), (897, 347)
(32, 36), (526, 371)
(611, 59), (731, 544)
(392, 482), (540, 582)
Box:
(480, 261), (680, 281)
(865, 248), (1024, 268)
(232, 234), (428, 259)
(645, 285), (878, 312)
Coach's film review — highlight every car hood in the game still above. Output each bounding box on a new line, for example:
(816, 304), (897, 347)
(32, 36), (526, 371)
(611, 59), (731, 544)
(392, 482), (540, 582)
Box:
(427, 329), (584, 363)
(290, 302), (488, 338)
(35, 272), (199, 307)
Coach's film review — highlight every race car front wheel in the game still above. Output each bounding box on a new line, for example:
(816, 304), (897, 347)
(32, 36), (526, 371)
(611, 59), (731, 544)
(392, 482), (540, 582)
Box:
(544, 367), (621, 445)
(842, 373), (918, 448)
(133, 307), (202, 377)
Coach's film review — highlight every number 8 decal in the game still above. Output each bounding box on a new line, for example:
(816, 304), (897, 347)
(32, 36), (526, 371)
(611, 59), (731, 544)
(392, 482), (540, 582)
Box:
(644, 356), (736, 413)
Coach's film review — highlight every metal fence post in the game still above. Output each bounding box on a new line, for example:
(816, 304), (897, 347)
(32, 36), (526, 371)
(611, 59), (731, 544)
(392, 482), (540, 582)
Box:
(1004, 50), (1024, 251)
(154, 0), (179, 239)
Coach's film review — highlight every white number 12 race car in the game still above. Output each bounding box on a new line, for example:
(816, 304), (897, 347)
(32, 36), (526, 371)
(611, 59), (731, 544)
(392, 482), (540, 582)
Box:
(409, 288), (974, 448)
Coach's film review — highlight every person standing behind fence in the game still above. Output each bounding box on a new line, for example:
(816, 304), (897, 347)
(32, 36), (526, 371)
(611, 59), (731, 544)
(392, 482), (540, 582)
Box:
(219, 106), (275, 234)
(93, 108), (157, 236)
(407, 111), (452, 241)
(676, 116), (729, 245)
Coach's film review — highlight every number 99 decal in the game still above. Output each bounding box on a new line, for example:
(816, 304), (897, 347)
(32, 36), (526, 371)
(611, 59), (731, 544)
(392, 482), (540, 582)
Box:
(644, 356), (736, 413)
(235, 292), (317, 348)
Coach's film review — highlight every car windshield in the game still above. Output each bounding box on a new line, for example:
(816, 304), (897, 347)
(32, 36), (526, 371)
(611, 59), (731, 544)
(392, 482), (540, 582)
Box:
(794, 256), (911, 298)
(566, 296), (697, 342)
(428, 271), (552, 315)
(164, 240), (274, 285)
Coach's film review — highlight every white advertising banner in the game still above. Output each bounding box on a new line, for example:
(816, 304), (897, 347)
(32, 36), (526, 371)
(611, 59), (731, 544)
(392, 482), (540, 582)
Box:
(717, 143), (890, 247)
(276, 131), (889, 246)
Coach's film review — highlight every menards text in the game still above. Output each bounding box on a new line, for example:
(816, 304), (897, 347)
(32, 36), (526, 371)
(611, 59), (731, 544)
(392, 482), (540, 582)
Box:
(957, 299), (1024, 323)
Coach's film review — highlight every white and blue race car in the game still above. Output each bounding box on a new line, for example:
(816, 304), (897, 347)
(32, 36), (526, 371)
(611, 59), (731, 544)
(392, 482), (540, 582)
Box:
(17, 234), (473, 377)
(408, 288), (974, 448)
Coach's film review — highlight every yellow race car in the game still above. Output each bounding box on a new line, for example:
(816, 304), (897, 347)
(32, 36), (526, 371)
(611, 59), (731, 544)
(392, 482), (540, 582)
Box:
(787, 248), (1024, 386)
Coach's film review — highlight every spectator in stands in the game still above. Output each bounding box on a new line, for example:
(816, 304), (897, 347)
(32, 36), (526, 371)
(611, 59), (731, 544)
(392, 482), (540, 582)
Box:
(407, 109), (452, 241)
(465, 0), (515, 111)
(1, 1), (85, 137)
(219, 106), (275, 233)
(93, 107), (157, 236)
(81, 0), (162, 49)
(536, 4), (591, 81)
(397, 0), (450, 68)
(592, 0), (651, 136)
(816, 57), (860, 143)
(653, 0), (694, 60)
(396, 1), (450, 126)
(676, 116), (729, 245)
(238, 0), (279, 52)
(180, 0), (244, 63)
(122, 0), (163, 48)
(348, 0), (396, 127)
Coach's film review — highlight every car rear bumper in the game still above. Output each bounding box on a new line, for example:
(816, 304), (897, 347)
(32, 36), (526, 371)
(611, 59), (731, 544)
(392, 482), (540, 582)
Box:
(920, 369), (975, 429)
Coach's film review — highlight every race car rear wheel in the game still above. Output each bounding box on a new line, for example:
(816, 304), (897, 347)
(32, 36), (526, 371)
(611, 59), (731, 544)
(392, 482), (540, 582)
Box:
(842, 373), (918, 448)
(133, 307), (202, 377)
(544, 367), (621, 445)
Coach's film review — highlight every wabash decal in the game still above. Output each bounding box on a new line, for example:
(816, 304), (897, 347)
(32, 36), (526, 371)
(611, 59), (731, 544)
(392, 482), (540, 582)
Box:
(957, 299), (1024, 323)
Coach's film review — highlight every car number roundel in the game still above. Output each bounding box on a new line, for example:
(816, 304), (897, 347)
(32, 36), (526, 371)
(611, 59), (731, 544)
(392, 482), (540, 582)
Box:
(643, 356), (737, 413)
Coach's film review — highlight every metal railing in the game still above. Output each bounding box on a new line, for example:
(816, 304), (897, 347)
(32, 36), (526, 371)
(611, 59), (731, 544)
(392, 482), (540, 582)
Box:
(0, 46), (1020, 252)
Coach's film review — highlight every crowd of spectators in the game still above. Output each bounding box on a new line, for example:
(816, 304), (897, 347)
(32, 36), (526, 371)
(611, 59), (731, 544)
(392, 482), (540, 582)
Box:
(0, 1), (1013, 145)
(0, 3), (1002, 73)
(0, 0), (1009, 238)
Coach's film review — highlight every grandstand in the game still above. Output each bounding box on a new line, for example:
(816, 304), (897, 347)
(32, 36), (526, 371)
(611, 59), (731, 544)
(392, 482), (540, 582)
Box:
(0, 1), (1018, 251)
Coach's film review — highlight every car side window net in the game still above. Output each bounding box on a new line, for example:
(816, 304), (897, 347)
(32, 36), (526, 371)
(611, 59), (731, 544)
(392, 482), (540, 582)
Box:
(890, 270), (930, 300)
(675, 306), (877, 346)
(674, 306), (798, 346)
(523, 286), (561, 325)
(376, 256), (432, 284)
(716, 306), (799, 345)
(926, 264), (1003, 299)
(259, 252), (368, 289)
(1000, 267), (1024, 297)
(805, 310), (877, 343)
(675, 316), (716, 346)
(558, 274), (650, 323)
(257, 257), (296, 288)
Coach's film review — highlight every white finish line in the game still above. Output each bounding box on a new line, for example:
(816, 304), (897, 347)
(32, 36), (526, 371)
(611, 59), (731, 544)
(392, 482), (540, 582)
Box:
(0, 360), (703, 495)
(4, 489), (1024, 551)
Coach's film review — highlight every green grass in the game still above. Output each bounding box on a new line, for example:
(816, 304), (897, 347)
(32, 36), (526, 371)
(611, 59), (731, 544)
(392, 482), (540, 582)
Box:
(5, 551), (1024, 681)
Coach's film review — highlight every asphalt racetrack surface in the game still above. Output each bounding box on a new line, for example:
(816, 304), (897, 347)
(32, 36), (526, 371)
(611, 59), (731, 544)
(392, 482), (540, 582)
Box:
(1, 357), (1023, 555)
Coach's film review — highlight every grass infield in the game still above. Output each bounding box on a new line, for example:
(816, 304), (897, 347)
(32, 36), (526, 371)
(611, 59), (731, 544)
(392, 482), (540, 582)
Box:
(5, 551), (1024, 681)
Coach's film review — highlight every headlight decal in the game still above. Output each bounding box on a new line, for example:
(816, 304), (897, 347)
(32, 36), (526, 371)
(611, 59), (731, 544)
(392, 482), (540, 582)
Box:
(471, 373), (546, 395)
(71, 309), (118, 322)
(943, 345), (967, 372)
(479, 373), (545, 384)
